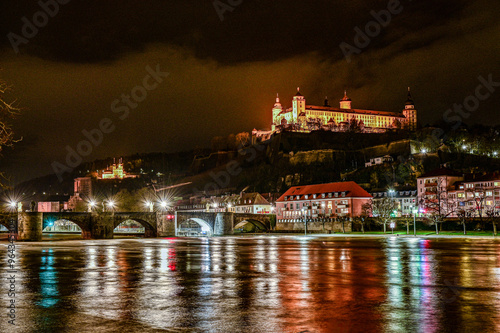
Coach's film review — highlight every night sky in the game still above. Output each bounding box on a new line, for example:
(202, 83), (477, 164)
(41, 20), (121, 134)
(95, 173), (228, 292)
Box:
(0, 0), (499, 183)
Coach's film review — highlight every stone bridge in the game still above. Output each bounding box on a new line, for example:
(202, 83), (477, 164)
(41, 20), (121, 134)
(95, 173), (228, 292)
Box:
(175, 211), (273, 236)
(1, 211), (274, 241)
(0, 212), (175, 241)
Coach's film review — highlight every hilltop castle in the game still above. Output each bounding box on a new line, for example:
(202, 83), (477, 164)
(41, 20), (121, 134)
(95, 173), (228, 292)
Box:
(269, 88), (417, 133)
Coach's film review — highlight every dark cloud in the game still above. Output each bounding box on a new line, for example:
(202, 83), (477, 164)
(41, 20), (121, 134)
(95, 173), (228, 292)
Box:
(0, 0), (499, 183)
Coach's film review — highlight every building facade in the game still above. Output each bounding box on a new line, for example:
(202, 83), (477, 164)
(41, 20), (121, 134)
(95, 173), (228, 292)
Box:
(270, 88), (417, 133)
(231, 192), (273, 214)
(417, 168), (464, 216)
(448, 174), (500, 217)
(275, 181), (372, 224)
(417, 169), (500, 217)
(371, 188), (417, 216)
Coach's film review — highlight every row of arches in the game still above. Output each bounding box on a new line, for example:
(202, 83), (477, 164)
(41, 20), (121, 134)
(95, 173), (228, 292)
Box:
(176, 218), (269, 237)
(0, 215), (271, 238)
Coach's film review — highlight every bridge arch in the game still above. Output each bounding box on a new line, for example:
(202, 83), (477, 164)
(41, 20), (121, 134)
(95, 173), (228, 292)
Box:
(42, 219), (82, 232)
(234, 219), (268, 232)
(42, 213), (91, 238)
(112, 218), (156, 237)
(0, 213), (18, 232)
(180, 218), (213, 237)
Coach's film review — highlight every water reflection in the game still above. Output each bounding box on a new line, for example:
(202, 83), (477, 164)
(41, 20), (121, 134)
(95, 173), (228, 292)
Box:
(0, 236), (499, 332)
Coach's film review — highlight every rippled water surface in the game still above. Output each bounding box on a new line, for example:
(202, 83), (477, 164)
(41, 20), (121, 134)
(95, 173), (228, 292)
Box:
(1, 235), (500, 333)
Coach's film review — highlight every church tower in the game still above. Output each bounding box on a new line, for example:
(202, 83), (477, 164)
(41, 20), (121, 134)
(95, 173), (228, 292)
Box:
(272, 94), (283, 131)
(339, 90), (352, 109)
(292, 87), (305, 123)
(402, 87), (417, 131)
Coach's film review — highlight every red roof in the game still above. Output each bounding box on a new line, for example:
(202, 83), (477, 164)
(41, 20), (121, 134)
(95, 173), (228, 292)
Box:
(277, 181), (372, 202)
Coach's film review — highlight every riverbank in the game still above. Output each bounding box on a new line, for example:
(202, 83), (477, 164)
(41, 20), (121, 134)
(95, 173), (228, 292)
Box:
(237, 231), (500, 239)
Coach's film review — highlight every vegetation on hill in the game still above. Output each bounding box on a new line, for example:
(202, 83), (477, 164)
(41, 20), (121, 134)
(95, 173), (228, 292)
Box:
(4, 122), (500, 201)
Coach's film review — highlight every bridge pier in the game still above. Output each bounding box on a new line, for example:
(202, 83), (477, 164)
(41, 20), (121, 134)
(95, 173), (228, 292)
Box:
(17, 212), (43, 241)
(89, 213), (115, 239)
(214, 213), (234, 236)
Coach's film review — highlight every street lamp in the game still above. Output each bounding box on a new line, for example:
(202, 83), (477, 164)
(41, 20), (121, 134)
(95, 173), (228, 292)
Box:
(302, 207), (307, 235)
(413, 207), (418, 236)
(145, 201), (153, 212)
(8, 201), (17, 211)
(106, 200), (116, 212)
(88, 200), (96, 212)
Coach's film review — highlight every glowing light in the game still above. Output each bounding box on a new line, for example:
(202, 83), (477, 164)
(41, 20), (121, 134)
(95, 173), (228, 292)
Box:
(421, 148), (427, 154)
(160, 201), (168, 209)
(462, 145), (467, 150)
(8, 201), (17, 209)
(106, 200), (116, 210)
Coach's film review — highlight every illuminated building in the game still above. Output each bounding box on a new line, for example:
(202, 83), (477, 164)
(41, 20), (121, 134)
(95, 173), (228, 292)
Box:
(74, 177), (92, 198)
(371, 188), (417, 216)
(68, 177), (92, 210)
(275, 181), (372, 223)
(270, 87), (417, 133)
(97, 158), (138, 180)
(418, 168), (500, 217)
(230, 192), (272, 214)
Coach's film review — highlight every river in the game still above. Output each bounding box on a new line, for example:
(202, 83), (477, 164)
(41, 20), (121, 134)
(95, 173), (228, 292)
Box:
(1, 235), (500, 332)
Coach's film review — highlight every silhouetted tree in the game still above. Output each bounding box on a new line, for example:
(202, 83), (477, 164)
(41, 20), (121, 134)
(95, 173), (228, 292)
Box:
(371, 197), (398, 233)
(0, 78), (21, 187)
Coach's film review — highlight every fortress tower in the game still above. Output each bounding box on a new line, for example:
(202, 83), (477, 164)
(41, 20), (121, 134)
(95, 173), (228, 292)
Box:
(292, 87), (305, 122)
(402, 87), (417, 131)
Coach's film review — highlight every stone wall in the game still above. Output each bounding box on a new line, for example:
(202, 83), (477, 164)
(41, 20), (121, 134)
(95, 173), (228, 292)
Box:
(275, 221), (352, 233)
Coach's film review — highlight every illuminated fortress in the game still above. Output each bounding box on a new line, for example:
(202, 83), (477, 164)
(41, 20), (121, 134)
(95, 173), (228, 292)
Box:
(270, 88), (417, 133)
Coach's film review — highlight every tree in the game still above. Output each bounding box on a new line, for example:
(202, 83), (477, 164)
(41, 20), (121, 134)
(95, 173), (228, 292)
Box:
(0, 78), (21, 186)
(485, 208), (499, 236)
(371, 197), (398, 233)
(419, 178), (455, 234)
(355, 202), (372, 233)
(336, 214), (351, 234)
(466, 184), (487, 227)
(370, 172), (379, 188)
(400, 215), (414, 235)
(235, 132), (250, 148)
(347, 118), (362, 133)
(456, 207), (474, 235)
